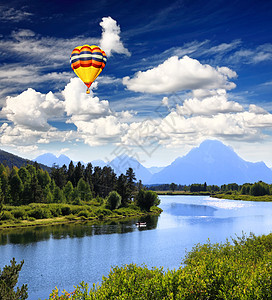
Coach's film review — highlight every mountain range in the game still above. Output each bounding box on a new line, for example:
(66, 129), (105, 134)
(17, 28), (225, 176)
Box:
(149, 140), (272, 185)
(1, 140), (272, 186)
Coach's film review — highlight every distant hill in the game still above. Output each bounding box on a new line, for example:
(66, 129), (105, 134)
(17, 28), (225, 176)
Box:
(35, 153), (72, 167)
(148, 166), (165, 174)
(34, 153), (107, 168)
(91, 160), (107, 168)
(0, 149), (51, 172)
(108, 155), (152, 182)
(149, 140), (272, 185)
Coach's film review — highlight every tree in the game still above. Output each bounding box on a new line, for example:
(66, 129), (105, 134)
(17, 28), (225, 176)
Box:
(136, 189), (160, 211)
(63, 181), (74, 203)
(116, 174), (129, 207)
(0, 258), (28, 300)
(18, 167), (31, 185)
(170, 182), (177, 192)
(77, 178), (92, 201)
(53, 186), (65, 203)
(84, 163), (93, 187)
(126, 168), (136, 201)
(106, 191), (122, 210)
(9, 173), (23, 205)
(67, 161), (75, 186)
(73, 162), (84, 187)
(50, 166), (66, 189)
(37, 169), (51, 189)
(250, 181), (270, 196)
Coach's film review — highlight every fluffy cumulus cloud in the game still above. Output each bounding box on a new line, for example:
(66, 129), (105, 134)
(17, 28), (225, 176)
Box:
(123, 56), (237, 94)
(2, 88), (64, 131)
(0, 87), (76, 148)
(121, 90), (272, 148)
(74, 116), (129, 146)
(0, 78), (132, 149)
(176, 89), (243, 116)
(1, 78), (272, 154)
(99, 16), (131, 57)
(62, 78), (112, 122)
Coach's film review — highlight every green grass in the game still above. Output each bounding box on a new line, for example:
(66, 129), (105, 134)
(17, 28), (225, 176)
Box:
(0, 203), (162, 230)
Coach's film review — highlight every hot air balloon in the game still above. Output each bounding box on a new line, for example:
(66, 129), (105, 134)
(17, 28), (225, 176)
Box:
(70, 44), (107, 94)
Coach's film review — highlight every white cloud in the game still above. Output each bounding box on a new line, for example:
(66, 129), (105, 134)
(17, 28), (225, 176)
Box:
(176, 89), (243, 116)
(120, 93), (272, 149)
(62, 78), (112, 122)
(123, 56), (237, 94)
(99, 16), (131, 57)
(74, 116), (129, 146)
(0, 6), (33, 22)
(248, 104), (268, 114)
(2, 88), (64, 131)
(229, 44), (272, 65)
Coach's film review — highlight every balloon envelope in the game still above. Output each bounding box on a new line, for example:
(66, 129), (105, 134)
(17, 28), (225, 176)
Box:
(70, 45), (107, 91)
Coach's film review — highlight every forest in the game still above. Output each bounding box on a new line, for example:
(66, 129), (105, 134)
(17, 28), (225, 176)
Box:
(0, 162), (161, 226)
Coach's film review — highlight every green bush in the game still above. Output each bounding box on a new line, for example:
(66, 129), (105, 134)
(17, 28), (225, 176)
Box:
(12, 208), (27, 220)
(106, 191), (122, 210)
(0, 211), (14, 221)
(61, 205), (72, 216)
(94, 208), (113, 216)
(49, 204), (62, 217)
(77, 210), (91, 218)
(47, 233), (272, 299)
(28, 207), (52, 219)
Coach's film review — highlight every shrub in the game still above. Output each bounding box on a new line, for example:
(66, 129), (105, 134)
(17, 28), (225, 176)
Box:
(13, 208), (27, 220)
(49, 204), (62, 217)
(136, 190), (160, 211)
(61, 205), (71, 216)
(77, 210), (91, 218)
(29, 207), (52, 219)
(47, 233), (272, 299)
(1, 211), (14, 221)
(106, 191), (122, 210)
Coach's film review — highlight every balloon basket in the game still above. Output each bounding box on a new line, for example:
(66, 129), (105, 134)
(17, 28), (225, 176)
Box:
(86, 88), (90, 94)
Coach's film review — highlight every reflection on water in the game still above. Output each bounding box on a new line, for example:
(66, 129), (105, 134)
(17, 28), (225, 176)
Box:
(1, 195), (272, 300)
(168, 203), (217, 216)
(0, 215), (159, 246)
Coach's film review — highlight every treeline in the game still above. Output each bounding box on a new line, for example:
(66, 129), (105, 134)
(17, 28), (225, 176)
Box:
(0, 161), (150, 208)
(150, 181), (272, 196)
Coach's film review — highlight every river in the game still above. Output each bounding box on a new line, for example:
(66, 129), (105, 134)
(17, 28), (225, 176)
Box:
(1, 195), (272, 299)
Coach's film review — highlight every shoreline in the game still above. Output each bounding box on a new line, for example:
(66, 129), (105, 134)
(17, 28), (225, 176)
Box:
(155, 191), (272, 201)
(0, 207), (162, 231)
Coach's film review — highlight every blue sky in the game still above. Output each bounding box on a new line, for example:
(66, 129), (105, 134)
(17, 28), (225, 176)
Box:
(0, 0), (272, 167)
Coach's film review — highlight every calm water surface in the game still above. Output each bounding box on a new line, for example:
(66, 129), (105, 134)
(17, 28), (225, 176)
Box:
(1, 195), (272, 299)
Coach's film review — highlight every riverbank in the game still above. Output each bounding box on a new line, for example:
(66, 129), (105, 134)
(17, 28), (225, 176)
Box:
(46, 232), (272, 299)
(0, 203), (162, 230)
(156, 190), (272, 201)
(211, 193), (272, 201)
(156, 191), (211, 196)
